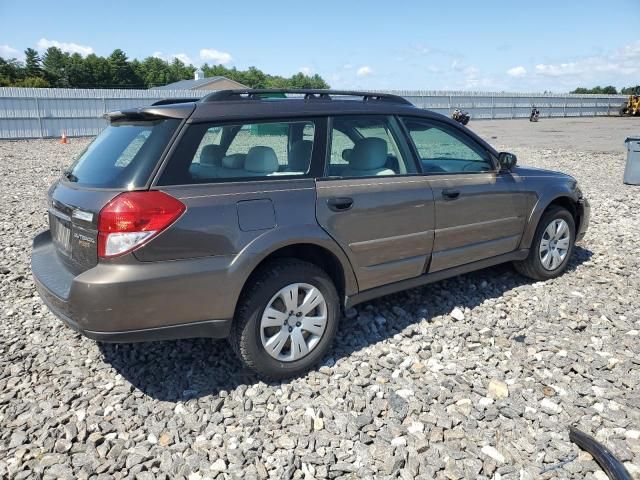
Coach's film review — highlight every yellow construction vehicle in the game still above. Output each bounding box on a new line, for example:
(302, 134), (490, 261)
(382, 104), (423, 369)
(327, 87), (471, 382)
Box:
(619, 95), (640, 116)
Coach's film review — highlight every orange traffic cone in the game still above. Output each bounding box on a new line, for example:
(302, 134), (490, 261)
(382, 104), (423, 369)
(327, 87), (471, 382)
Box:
(60, 132), (69, 144)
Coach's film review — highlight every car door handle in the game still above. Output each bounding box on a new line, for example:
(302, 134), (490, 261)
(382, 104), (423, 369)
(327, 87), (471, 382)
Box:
(442, 189), (460, 200)
(327, 197), (354, 212)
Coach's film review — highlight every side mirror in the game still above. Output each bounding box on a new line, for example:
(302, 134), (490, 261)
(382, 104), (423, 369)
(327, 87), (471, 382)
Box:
(498, 152), (517, 171)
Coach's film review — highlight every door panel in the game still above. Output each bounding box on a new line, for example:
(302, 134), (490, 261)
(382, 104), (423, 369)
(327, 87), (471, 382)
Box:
(427, 173), (527, 272)
(399, 116), (528, 272)
(316, 177), (435, 291)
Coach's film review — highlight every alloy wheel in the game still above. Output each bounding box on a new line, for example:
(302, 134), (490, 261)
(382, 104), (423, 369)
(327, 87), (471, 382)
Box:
(539, 218), (571, 270)
(259, 283), (328, 362)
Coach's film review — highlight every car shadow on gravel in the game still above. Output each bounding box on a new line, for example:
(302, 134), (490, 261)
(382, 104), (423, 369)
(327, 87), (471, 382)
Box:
(99, 246), (592, 401)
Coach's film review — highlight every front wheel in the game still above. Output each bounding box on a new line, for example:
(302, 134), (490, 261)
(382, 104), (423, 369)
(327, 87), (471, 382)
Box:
(230, 259), (340, 379)
(513, 206), (576, 281)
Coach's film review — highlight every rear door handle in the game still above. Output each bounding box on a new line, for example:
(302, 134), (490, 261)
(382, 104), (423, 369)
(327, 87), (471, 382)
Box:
(327, 197), (354, 212)
(442, 189), (460, 200)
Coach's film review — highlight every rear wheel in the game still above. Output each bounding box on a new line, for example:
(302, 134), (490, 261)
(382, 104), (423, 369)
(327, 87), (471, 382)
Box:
(514, 206), (575, 281)
(231, 259), (340, 379)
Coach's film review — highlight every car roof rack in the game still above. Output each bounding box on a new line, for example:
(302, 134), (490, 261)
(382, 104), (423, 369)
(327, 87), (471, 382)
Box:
(199, 89), (413, 106)
(151, 98), (199, 106)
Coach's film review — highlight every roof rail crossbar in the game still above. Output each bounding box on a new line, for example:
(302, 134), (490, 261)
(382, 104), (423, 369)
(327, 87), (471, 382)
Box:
(151, 98), (199, 106)
(200, 89), (412, 105)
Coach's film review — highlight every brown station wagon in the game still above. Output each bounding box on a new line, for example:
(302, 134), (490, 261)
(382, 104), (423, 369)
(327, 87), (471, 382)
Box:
(32, 89), (590, 378)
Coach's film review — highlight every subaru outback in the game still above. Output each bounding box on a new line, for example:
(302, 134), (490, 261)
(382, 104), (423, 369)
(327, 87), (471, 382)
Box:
(32, 89), (590, 378)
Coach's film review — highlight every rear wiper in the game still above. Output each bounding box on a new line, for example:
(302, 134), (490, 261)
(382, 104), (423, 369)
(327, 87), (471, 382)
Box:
(63, 170), (78, 182)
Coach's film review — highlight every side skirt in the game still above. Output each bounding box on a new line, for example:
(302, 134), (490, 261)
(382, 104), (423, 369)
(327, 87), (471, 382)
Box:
(345, 249), (529, 308)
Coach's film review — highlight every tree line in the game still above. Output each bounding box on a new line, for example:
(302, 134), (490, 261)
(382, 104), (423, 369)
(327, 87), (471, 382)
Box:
(571, 85), (640, 95)
(0, 47), (330, 89)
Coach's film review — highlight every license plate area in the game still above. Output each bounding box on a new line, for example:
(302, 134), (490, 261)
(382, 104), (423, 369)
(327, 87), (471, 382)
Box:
(50, 212), (72, 256)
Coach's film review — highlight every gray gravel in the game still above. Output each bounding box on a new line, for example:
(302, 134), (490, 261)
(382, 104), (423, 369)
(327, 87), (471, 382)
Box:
(1, 123), (640, 479)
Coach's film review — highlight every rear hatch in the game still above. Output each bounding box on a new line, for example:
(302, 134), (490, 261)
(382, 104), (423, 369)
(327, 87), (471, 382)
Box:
(49, 114), (184, 273)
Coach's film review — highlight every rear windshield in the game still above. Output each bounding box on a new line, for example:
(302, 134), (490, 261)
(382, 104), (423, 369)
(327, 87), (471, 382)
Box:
(66, 118), (180, 189)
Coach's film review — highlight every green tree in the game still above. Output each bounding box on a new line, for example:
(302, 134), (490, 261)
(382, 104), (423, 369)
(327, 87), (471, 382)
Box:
(66, 53), (91, 87)
(84, 54), (111, 87)
(622, 85), (640, 95)
(24, 48), (44, 79)
(42, 47), (69, 87)
(1, 47), (331, 89)
(167, 58), (194, 84)
(15, 77), (50, 87)
(200, 63), (330, 89)
(108, 49), (141, 87)
(0, 56), (24, 84)
(571, 85), (618, 94)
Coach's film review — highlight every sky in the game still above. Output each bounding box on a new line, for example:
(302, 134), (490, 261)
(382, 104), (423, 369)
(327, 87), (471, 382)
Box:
(1, 0), (639, 92)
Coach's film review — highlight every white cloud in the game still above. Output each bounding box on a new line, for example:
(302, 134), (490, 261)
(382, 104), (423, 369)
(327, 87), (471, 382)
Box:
(152, 51), (194, 64)
(171, 53), (193, 65)
(37, 38), (93, 56)
(534, 41), (640, 79)
(507, 66), (527, 78)
(299, 66), (312, 75)
(534, 62), (582, 77)
(199, 48), (232, 65)
(0, 44), (20, 59)
(356, 66), (373, 77)
(617, 40), (640, 60)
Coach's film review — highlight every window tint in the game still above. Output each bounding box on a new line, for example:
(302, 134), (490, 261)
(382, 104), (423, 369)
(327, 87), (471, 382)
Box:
(158, 120), (316, 185)
(329, 129), (354, 166)
(327, 116), (416, 177)
(401, 117), (494, 173)
(67, 119), (179, 189)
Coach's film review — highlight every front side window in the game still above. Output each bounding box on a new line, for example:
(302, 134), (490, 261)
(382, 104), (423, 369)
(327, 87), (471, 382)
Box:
(159, 120), (316, 185)
(401, 117), (494, 173)
(327, 116), (416, 177)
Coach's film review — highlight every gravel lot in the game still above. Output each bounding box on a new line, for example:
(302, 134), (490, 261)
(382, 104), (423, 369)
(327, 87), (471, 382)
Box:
(1, 117), (640, 479)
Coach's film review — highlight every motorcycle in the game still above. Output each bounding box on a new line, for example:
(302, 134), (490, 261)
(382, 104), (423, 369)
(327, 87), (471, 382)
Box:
(452, 108), (470, 125)
(529, 106), (540, 122)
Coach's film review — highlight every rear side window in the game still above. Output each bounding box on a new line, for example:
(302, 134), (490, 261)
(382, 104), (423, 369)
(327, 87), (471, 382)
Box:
(327, 116), (417, 177)
(67, 119), (179, 189)
(158, 120), (317, 185)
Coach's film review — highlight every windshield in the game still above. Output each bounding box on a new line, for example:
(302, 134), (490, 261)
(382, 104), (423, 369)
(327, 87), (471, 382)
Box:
(66, 118), (180, 189)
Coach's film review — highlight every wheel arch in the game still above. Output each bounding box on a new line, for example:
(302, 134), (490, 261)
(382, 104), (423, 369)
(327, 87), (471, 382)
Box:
(520, 193), (581, 249)
(231, 227), (358, 318)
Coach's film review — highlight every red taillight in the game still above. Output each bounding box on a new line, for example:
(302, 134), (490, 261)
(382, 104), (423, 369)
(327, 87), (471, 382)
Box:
(97, 191), (185, 258)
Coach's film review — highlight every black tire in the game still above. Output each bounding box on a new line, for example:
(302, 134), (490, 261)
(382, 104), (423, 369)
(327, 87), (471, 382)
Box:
(230, 259), (340, 380)
(619, 107), (628, 116)
(513, 206), (576, 281)
(461, 116), (470, 125)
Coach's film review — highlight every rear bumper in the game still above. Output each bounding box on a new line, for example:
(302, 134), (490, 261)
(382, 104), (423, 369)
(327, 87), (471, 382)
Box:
(576, 197), (590, 242)
(32, 230), (234, 342)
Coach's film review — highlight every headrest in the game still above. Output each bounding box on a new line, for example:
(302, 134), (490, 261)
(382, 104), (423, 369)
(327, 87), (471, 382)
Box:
(221, 153), (246, 169)
(349, 137), (388, 170)
(245, 146), (279, 173)
(342, 148), (353, 162)
(200, 144), (225, 166)
(288, 140), (313, 171)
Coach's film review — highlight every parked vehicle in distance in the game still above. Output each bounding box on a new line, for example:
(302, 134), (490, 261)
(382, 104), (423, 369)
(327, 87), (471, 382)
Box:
(32, 89), (590, 378)
(451, 108), (470, 125)
(530, 106), (540, 122)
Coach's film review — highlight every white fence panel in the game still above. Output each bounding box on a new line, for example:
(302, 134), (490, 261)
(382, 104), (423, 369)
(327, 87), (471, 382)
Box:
(0, 87), (629, 139)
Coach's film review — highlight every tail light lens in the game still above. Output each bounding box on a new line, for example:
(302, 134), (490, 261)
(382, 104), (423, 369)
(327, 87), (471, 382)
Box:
(98, 191), (185, 258)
